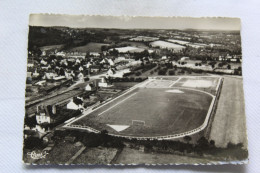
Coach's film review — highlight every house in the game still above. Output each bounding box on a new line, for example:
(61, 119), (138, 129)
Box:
(85, 83), (94, 91)
(35, 80), (46, 86)
(67, 97), (84, 110)
(107, 68), (116, 76)
(108, 59), (115, 66)
(79, 66), (84, 71)
(77, 72), (84, 82)
(76, 59), (81, 64)
(114, 56), (126, 63)
(161, 56), (167, 60)
(100, 58), (109, 64)
(86, 62), (92, 68)
(43, 72), (57, 80)
(35, 105), (57, 124)
(32, 70), (40, 77)
(98, 77), (109, 87)
(89, 52), (100, 57)
(65, 70), (75, 79)
(40, 59), (48, 65)
(180, 57), (190, 61)
(41, 51), (46, 56)
(53, 76), (66, 81)
(27, 72), (32, 78)
(90, 65), (100, 73)
(56, 51), (66, 57)
(27, 63), (34, 68)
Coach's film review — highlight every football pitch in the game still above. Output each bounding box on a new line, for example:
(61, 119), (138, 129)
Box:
(67, 76), (221, 138)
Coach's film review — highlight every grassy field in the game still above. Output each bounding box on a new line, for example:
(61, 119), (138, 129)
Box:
(69, 42), (109, 52)
(73, 147), (118, 164)
(37, 141), (82, 164)
(73, 87), (212, 137)
(118, 41), (149, 48)
(39, 44), (64, 51)
(114, 147), (211, 164)
(209, 76), (247, 149)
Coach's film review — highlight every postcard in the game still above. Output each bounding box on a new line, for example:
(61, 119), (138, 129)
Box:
(23, 14), (248, 165)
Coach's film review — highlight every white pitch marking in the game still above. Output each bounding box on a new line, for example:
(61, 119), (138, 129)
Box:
(107, 124), (130, 132)
(169, 77), (182, 87)
(98, 92), (137, 116)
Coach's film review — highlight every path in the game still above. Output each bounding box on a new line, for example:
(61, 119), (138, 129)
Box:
(66, 146), (86, 164)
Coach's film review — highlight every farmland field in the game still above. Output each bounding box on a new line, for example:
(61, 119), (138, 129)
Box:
(167, 39), (189, 45)
(71, 77), (217, 137)
(39, 44), (64, 51)
(111, 46), (145, 53)
(150, 40), (185, 50)
(69, 42), (109, 52)
(209, 76), (247, 148)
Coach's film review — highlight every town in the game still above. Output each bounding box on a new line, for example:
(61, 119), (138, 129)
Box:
(23, 26), (246, 164)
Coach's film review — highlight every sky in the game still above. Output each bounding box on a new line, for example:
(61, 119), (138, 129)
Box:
(29, 14), (241, 30)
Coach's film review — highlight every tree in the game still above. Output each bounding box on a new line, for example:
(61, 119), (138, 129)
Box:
(227, 64), (231, 69)
(24, 137), (43, 149)
(24, 116), (37, 128)
(209, 140), (215, 147)
(168, 70), (175, 75)
(184, 136), (192, 144)
(197, 136), (209, 149)
(59, 68), (65, 76)
(135, 71), (141, 76)
(73, 97), (83, 105)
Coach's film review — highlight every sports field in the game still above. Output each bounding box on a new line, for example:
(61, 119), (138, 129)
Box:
(70, 76), (219, 137)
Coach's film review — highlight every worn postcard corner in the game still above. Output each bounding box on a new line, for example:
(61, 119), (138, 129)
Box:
(23, 14), (248, 166)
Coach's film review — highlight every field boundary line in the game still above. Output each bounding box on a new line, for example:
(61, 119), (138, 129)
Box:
(63, 79), (151, 127)
(63, 77), (222, 140)
(98, 92), (137, 116)
(169, 77), (182, 87)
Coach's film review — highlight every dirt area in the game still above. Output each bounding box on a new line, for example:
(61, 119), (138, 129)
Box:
(209, 76), (247, 149)
(73, 147), (118, 164)
(114, 147), (211, 164)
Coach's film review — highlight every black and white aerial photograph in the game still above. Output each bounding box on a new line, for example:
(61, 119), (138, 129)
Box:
(23, 14), (248, 165)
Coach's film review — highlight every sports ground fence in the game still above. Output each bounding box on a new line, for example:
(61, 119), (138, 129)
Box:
(66, 77), (224, 140)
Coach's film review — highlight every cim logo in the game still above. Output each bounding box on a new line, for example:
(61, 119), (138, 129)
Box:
(27, 150), (49, 160)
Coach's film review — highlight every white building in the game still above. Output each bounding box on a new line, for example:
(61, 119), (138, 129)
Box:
(77, 72), (84, 82)
(98, 77), (109, 87)
(180, 57), (190, 61)
(78, 66), (84, 71)
(108, 59), (115, 66)
(56, 51), (66, 57)
(35, 80), (46, 86)
(85, 84), (93, 91)
(27, 63), (34, 68)
(67, 97), (84, 110)
(43, 72), (57, 80)
(40, 59), (48, 65)
(35, 105), (56, 124)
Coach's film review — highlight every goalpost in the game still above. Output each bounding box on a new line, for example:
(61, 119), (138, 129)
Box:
(132, 120), (145, 126)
